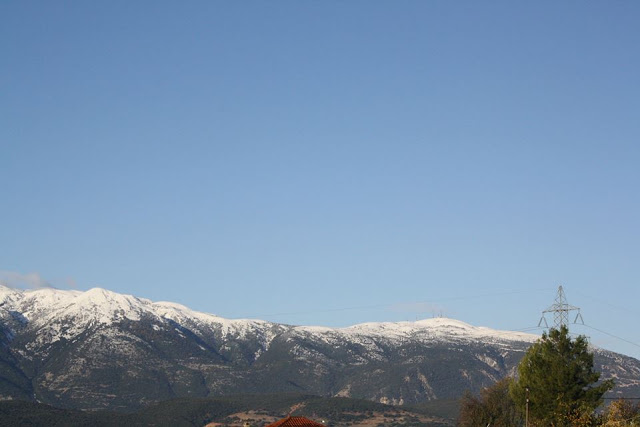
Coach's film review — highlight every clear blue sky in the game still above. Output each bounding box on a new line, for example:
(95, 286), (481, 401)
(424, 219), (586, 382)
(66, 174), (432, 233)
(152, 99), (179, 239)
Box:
(1, 1), (639, 359)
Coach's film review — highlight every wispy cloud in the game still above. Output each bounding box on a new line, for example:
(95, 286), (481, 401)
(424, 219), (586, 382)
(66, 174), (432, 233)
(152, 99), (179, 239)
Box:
(0, 270), (53, 289)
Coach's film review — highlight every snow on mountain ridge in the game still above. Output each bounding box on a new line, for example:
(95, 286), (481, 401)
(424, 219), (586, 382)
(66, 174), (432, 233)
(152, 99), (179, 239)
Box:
(1, 286), (538, 347)
(1, 287), (283, 349)
(292, 317), (538, 351)
(0, 283), (17, 297)
(57, 287), (149, 324)
(151, 299), (277, 340)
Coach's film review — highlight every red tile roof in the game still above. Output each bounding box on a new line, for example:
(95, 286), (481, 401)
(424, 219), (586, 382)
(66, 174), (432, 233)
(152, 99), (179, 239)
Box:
(266, 416), (325, 427)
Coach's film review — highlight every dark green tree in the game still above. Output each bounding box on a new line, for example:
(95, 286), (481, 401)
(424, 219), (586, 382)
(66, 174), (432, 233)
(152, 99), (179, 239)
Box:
(510, 326), (614, 426)
(458, 378), (522, 427)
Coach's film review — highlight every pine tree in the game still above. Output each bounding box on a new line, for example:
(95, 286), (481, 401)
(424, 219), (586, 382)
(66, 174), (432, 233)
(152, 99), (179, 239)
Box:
(510, 326), (614, 426)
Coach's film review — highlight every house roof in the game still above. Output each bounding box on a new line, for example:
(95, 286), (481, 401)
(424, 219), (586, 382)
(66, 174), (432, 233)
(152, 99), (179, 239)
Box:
(265, 416), (325, 427)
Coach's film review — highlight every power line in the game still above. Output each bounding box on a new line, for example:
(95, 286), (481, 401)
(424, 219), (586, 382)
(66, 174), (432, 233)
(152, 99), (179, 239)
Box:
(580, 323), (640, 349)
(572, 290), (638, 316)
(248, 286), (640, 356)
(533, 287), (639, 358)
(538, 285), (583, 329)
(251, 287), (554, 319)
(526, 321), (639, 351)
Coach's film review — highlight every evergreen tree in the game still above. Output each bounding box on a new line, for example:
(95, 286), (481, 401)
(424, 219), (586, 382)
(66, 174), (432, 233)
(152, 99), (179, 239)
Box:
(510, 326), (614, 426)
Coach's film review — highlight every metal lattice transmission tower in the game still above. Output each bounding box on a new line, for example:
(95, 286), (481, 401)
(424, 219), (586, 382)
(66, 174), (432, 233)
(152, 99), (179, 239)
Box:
(538, 285), (584, 329)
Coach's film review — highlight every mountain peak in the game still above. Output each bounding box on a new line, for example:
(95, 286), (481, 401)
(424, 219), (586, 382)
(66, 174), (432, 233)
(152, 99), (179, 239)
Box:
(67, 287), (148, 324)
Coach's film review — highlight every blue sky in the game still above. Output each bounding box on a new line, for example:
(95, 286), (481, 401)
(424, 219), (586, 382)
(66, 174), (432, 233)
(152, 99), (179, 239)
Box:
(1, 2), (639, 359)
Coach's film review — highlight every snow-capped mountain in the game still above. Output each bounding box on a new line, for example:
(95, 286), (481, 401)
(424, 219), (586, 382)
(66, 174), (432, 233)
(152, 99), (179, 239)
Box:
(1, 285), (281, 355)
(1, 285), (638, 411)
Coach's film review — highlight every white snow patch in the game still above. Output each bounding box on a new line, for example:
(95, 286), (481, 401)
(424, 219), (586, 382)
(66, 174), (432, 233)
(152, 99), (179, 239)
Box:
(1, 286), (539, 353)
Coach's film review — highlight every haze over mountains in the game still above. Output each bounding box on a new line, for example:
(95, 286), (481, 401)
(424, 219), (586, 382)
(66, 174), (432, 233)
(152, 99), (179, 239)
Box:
(1, 285), (638, 412)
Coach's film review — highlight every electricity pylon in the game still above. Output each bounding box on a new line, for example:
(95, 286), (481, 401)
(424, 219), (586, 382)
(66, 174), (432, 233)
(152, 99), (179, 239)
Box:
(538, 285), (584, 329)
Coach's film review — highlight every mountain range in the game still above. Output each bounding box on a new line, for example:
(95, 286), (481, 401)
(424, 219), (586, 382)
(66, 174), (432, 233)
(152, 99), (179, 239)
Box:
(1, 285), (638, 412)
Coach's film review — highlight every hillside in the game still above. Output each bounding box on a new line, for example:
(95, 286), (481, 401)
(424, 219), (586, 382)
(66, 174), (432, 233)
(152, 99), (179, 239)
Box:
(1, 285), (638, 411)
